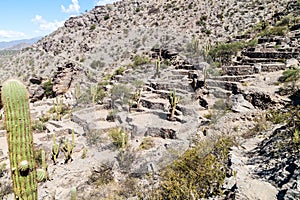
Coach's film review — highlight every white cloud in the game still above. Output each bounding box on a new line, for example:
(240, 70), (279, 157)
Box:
(61, 0), (80, 13)
(0, 30), (25, 39)
(95, 0), (117, 6)
(31, 15), (64, 31)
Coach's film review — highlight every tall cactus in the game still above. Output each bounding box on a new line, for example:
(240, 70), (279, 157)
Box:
(61, 130), (75, 164)
(51, 134), (60, 165)
(1, 79), (38, 200)
(169, 90), (179, 121)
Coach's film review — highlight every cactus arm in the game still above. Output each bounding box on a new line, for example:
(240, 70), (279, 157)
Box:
(51, 134), (60, 164)
(61, 130), (75, 164)
(169, 90), (179, 120)
(90, 84), (97, 104)
(1, 79), (38, 200)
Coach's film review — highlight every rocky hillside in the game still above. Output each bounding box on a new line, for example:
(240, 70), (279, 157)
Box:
(0, 0), (294, 84)
(0, 0), (300, 199)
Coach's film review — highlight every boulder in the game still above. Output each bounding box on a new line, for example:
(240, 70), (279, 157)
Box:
(286, 58), (299, 68)
(230, 94), (254, 113)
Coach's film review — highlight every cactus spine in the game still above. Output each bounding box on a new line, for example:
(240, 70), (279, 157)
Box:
(1, 79), (38, 200)
(169, 90), (179, 121)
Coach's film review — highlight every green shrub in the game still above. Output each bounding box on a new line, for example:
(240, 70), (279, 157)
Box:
(109, 128), (128, 149)
(155, 137), (232, 199)
(267, 110), (291, 124)
(90, 24), (96, 31)
(113, 66), (126, 76)
(43, 80), (54, 97)
(88, 162), (114, 187)
(104, 15), (110, 20)
(279, 67), (300, 83)
(138, 137), (155, 150)
(32, 120), (47, 132)
(111, 84), (133, 107)
(90, 60), (105, 69)
(209, 41), (246, 65)
(132, 55), (151, 67)
(259, 26), (287, 37)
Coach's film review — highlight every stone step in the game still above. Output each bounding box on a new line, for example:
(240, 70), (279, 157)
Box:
(140, 98), (168, 111)
(222, 65), (255, 76)
(160, 74), (188, 80)
(213, 75), (256, 82)
(257, 37), (283, 44)
(175, 64), (196, 70)
(260, 63), (286, 72)
(170, 69), (192, 76)
(237, 56), (284, 64)
(290, 23), (300, 31)
(147, 81), (194, 92)
(153, 89), (192, 99)
(242, 51), (299, 59)
(277, 48), (295, 52)
(206, 80), (239, 94)
(208, 86), (232, 98)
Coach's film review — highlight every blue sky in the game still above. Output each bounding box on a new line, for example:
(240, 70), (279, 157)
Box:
(0, 0), (118, 42)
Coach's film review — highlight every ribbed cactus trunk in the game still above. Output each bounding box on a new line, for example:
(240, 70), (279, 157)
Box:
(1, 79), (38, 200)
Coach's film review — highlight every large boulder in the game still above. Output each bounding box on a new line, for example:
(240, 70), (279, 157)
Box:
(230, 94), (254, 113)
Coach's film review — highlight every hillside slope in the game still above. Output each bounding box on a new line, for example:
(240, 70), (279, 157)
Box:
(0, 0), (300, 199)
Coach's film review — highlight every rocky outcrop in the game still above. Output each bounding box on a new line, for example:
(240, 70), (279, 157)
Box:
(230, 94), (255, 113)
(248, 125), (300, 199)
(52, 63), (79, 96)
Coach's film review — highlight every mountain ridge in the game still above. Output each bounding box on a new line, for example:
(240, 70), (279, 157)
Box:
(0, 37), (41, 50)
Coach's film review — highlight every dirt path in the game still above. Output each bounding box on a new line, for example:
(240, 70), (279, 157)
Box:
(230, 136), (278, 200)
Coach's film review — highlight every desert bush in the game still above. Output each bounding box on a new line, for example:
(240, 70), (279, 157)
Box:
(0, 180), (12, 200)
(90, 24), (96, 31)
(259, 26), (287, 37)
(209, 41), (246, 65)
(90, 60), (105, 69)
(113, 66), (126, 76)
(104, 15), (109, 20)
(185, 38), (201, 55)
(138, 137), (155, 150)
(111, 84), (133, 107)
(132, 55), (151, 67)
(32, 119), (47, 132)
(0, 163), (6, 177)
(243, 113), (270, 139)
(106, 109), (118, 122)
(76, 84), (107, 105)
(86, 129), (103, 148)
(43, 79), (54, 98)
(267, 109), (291, 124)
(88, 162), (114, 187)
(279, 67), (300, 82)
(154, 137), (232, 199)
(109, 128), (128, 150)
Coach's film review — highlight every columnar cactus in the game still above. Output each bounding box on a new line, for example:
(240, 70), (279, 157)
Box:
(169, 90), (179, 121)
(90, 84), (98, 104)
(51, 134), (60, 165)
(74, 82), (82, 103)
(1, 79), (38, 200)
(61, 130), (75, 164)
(37, 150), (48, 182)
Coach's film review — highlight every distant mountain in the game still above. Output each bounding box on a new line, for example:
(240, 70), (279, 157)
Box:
(0, 37), (42, 50)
